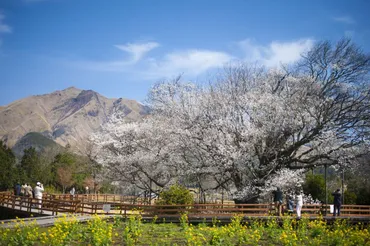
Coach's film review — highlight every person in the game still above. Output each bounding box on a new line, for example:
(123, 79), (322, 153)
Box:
(25, 184), (33, 198)
(85, 186), (89, 194)
(34, 182), (44, 209)
(332, 189), (342, 216)
(14, 182), (21, 196)
(286, 195), (294, 215)
(272, 187), (283, 216)
(296, 191), (303, 219)
(20, 183), (27, 196)
(70, 187), (75, 198)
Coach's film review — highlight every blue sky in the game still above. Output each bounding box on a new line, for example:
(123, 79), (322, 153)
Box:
(0, 0), (369, 106)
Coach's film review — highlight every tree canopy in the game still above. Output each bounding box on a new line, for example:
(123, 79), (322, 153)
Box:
(0, 140), (17, 190)
(93, 39), (370, 202)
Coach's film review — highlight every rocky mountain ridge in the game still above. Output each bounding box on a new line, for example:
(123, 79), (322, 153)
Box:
(0, 87), (148, 153)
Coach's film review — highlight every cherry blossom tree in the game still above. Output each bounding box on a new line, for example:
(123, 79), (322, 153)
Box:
(91, 115), (183, 194)
(93, 39), (370, 203)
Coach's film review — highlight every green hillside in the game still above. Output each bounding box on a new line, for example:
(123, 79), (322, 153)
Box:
(12, 132), (64, 158)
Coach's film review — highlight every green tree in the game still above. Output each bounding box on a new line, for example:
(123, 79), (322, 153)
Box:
(51, 152), (77, 192)
(345, 174), (370, 205)
(302, 173), (325, 202)
(37, 145), (62, 187)
(19, 147), (43, 183)
(0, 141), (17, 190)
(51, 151), (90, 193)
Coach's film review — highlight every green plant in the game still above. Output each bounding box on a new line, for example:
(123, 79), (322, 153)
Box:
(156, 184), (194, 205)
(122, 214), (143, 246)
(80, 215), (113, 246)
(179, 213), (189, 230)
(7, 218), (39, 246)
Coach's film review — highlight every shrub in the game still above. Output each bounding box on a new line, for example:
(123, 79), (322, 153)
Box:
(156, 184), (194, 205)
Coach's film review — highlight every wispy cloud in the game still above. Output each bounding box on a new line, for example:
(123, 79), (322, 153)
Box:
(0, 13), (12, 34)
(332, 16), (355, 24)
(71, 38), (314, 80)
(144, 49), (233, 78)
(115, 42), (159, 64)
(0, 12), (11, 48)
(73, 42), (233, 78)
(237, 39), (314, 67)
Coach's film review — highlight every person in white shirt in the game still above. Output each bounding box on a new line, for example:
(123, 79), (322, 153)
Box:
(70, 187), (75, 199)
(296, 191), (303, 219)
(34, 182), (44, 208)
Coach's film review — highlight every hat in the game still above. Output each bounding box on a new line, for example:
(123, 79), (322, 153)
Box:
(37, 182), (41, 186)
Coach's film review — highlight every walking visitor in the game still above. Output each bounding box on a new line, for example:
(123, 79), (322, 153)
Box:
(332, 189), (342, 216)
(34, 182), (44, 209)
(296, 191), (303, 218)
(272, 187), (283, 216)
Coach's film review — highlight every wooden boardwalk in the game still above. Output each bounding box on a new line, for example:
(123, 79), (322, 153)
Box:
(1, 192), (370, 228)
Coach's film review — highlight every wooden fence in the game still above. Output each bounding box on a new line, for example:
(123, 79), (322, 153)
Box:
(43, 193), (142, 204)
(0, 193), (80, 216)
(1, 192), (370, 218)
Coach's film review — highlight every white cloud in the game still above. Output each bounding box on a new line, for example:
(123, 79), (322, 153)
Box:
(332, 16), (355, 24)
(238, 39), (314, 67)
(0, 13), (12, 33)
(73, 46), (232, 78)
(145, 49), (233, 78)
(115, 42), (159, 64)
(0, 12), (11, 48)
(72, 38), (314, 80)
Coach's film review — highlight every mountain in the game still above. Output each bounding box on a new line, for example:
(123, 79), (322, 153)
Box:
(11, 132), (64, 158)
(0, 87), (149, 153)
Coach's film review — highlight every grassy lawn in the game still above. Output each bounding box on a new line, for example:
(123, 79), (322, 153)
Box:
(1, 214), (369, 245)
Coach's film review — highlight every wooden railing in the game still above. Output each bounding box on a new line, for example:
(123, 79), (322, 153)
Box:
(0, 193), (80, 216)
(43, 193), (145, 204)
(1, 192), (370, 218)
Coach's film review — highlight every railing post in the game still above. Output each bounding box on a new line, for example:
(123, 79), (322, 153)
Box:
(75, 201), (80, 213)
(12, 195), (15, 209)
(27, 198), (30, 212)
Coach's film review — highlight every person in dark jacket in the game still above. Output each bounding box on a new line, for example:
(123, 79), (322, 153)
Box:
(286, 195), (294, 215)
(14, 183), (21, 196)
(332, 189), (342, 216)
(272, 187), (283, 216)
